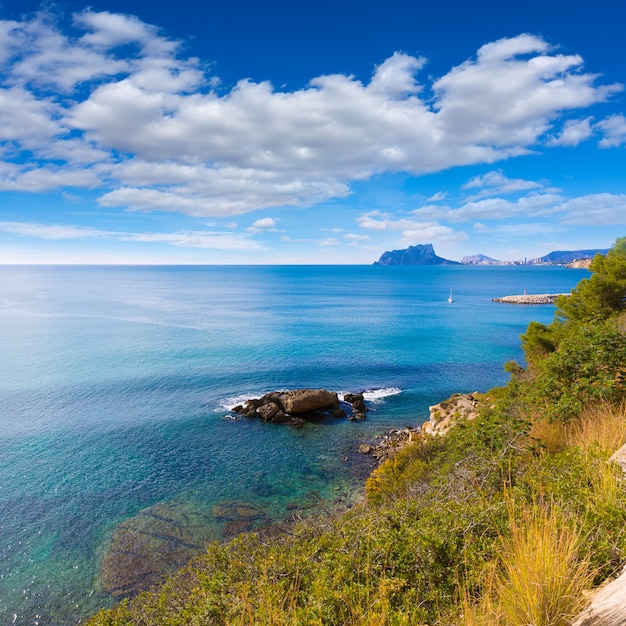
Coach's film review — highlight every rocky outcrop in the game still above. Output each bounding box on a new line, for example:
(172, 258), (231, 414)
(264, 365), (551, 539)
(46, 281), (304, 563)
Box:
(360, 393), (480, 463)
(232, 389), (368, 424)
(281, 389), (339, 414)
(344, 392), (368, 421)
(366, 427), (421, 463)
(567, 258), (593, 269)
(373, 244), (459, 266)
(424, 393), (479, 435)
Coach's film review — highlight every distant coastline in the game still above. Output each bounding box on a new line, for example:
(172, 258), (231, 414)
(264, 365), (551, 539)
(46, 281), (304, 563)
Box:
(374, 243), (607, 267)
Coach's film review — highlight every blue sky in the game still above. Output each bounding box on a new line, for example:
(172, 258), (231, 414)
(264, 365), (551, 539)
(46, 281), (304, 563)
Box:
(0, 0), (625, 264)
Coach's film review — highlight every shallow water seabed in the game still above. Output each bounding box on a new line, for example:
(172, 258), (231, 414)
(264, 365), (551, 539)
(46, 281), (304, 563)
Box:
(0, 264), (585, 625)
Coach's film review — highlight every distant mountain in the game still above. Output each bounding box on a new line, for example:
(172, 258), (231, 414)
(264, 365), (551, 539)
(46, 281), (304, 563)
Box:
(531, 249), (609, 265)
(461, 254), (500, 265)
(374, 244), (459, 266)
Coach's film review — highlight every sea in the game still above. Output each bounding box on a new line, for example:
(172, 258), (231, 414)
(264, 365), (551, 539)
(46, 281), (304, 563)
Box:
(0, 264), (588, 625)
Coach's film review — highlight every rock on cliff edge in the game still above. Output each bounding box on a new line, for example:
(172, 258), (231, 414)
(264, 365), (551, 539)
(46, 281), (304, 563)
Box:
(423, 393), (479, 436)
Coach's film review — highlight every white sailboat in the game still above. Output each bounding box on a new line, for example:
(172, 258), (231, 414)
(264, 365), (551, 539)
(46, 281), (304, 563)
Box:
(448, 289), (454, 303)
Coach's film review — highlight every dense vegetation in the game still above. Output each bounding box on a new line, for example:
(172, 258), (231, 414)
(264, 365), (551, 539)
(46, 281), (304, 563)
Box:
(90, 238), (626, 626)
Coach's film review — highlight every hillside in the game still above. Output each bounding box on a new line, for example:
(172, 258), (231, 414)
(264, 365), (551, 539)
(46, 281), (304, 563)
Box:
(374, 243), (459, 265)
(90, 238), (626, 626)
(531, 248), (609, 264)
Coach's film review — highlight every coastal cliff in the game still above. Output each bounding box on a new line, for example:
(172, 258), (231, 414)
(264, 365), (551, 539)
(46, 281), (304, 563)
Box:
(88, 238), (626, 626)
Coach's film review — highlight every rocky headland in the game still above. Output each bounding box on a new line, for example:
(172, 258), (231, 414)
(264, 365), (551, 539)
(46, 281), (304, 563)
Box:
(373, 243), (459, 266)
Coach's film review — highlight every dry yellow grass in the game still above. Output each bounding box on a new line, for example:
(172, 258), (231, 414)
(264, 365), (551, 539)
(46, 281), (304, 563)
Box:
(529, 402), (626, 456)
(565, 402), (626, 453)
(461, 503), (595, 626)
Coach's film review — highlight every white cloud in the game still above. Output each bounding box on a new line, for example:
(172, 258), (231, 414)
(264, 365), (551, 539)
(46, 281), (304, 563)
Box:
(408, 188), (626, 228)
(473, 222), (558, 236)
(558, 193), (626, 224)
(0, 13), (622, 217)
(0, 162), (101, 191)
(121, 230), (266, 250)
(0, 86), (61, 148)
(412, 193), (563, 222)
(247, 217), (278, 232)
(547, 117), (594, 147)
(462, 169), (544, 198)
(427, 191), (447, 202)
(0, 221), (107, 239)
(0, 219), (266, 250)
(74, 10), (176, 55)
(432, 35), (620, 150)
(344, 233), (370, 240)
(597, 114), (626, 148)
(318, 237), (340, 246)
(401, 223), (468, 243)
(357, 212), (467, 243)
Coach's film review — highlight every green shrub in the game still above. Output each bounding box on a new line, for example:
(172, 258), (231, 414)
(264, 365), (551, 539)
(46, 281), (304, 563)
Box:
(89, 237), (626, 626)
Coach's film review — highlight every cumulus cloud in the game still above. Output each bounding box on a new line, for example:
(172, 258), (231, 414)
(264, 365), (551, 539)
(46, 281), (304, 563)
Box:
(597, 114), (626, 147)
(0, 12), (623, 217)
(411, 193), (563, 222)
(558, 193), (626, 224)
(246, 217), (278, 232)
(357, 212), (467, 242)
(547, 117), (594, 147)
(462, 170), (544, 198)
(395, 188), (626, 236)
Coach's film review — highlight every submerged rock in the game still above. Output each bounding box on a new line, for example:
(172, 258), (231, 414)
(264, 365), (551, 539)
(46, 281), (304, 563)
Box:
(101, 501), (215, 600)
(212, 500), (269, 540)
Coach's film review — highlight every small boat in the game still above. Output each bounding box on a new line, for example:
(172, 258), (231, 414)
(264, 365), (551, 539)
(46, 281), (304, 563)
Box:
(448, 289), (454, 303)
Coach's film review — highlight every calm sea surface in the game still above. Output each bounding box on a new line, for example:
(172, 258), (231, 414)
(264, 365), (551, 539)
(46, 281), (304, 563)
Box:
(0, 265), (587, 624)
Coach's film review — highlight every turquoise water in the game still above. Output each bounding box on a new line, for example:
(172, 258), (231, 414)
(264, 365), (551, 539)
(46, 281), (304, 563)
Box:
(0, 265), (586, 624)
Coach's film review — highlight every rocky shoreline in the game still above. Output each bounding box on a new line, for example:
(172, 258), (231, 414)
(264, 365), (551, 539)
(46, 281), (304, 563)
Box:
(230, 387), (481, 463)
(360, 392), (480, 463)
(102, 389), (480, 601)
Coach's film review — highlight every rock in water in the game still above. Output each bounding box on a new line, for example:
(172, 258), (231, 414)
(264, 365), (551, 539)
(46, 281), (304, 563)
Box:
(280, 389), (339, 414)
(232, 388), (340, 421)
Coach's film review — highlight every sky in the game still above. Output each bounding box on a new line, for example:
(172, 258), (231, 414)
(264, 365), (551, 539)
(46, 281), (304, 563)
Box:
(0, 0), (625, 264)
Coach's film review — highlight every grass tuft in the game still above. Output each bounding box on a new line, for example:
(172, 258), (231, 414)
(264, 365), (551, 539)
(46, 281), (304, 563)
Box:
(462, 503), (594, 626)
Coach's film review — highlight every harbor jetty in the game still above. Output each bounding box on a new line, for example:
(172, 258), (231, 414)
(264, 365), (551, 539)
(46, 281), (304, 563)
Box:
(492, 293), (567, 304)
